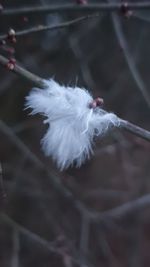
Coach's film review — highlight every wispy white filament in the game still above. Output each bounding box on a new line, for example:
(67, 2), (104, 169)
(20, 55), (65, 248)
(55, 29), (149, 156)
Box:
(25, 79), (120, 170)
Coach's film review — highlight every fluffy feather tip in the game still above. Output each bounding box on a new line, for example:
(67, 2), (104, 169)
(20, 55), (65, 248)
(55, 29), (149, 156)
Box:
(25, 79), (119, 170)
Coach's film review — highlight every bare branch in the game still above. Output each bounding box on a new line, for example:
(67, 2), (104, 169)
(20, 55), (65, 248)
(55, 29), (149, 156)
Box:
(1, 2), (150, 16)
(102, 194), (150, 219)
(119, 119), (150, 142)
(0, 55), (150, 143)
(1, 213), (93, 267)
(85, 194), (150, 222)
(1, 213), (69, 255)
(0, 54), (45, 88)
(0, 14), (99, 41)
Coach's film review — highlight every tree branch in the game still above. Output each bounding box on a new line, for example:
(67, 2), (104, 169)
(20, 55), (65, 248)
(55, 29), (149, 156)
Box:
(0, 54), (150, 143)
(110, 11), (150, 108)
(1, 213), (93, 267)
(0, 54), (45, 88)
(1, 2), (150, 16)
(101, 194), (150, 220)
(119, 119), (150, 142)
(0, 14), (99, 41)
(84, 194), (150, 222)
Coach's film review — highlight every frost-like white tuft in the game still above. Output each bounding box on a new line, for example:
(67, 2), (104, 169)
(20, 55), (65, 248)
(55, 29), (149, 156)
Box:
(25, 79), (120, 170)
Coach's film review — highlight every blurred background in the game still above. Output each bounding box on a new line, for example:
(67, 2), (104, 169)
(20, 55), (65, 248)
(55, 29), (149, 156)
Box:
(0, 0), (150, 266)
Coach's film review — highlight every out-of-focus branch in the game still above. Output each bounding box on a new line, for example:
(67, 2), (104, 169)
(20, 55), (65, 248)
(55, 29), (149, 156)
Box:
(84, 194), (150, 222)
(1, 2), (150, 16)
(79, 212), (90, 267)
(0, 14), (99, 41)
(101, 194), (150, 220)
(0, 120), (73, 201)
(111, 11), (150, 107)
(11, 229), (19, 267)
(1, 213), (68, 257)
(0, 162), (6, 206)
(0, 119), (92, 225)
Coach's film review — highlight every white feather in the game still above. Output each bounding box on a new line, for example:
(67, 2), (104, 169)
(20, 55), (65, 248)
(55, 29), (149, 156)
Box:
(25, 79), (120, 170)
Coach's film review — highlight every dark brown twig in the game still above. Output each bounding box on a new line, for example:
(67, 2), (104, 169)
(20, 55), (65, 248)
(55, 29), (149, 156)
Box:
(1, 2), (150, 16)
(0, 14), (99, 41)
(0, 54), (45, 88)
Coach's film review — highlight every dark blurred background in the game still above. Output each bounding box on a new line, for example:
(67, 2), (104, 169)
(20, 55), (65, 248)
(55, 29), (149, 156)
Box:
(0, 1), (150, 266)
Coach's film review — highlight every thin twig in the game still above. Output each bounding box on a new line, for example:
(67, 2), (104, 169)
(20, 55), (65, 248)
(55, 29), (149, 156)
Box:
(1, 213), (93, 267)
(119, 119), (150, 142)
(101, 194), (150, 219)
(0, 213), (69, 255)
(101, 110), (150, 142)
(0, 14), (99, 41)
(1, 2), (150, 16)
(85, 194), (150, 222)
(0, 54), (45, 88)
